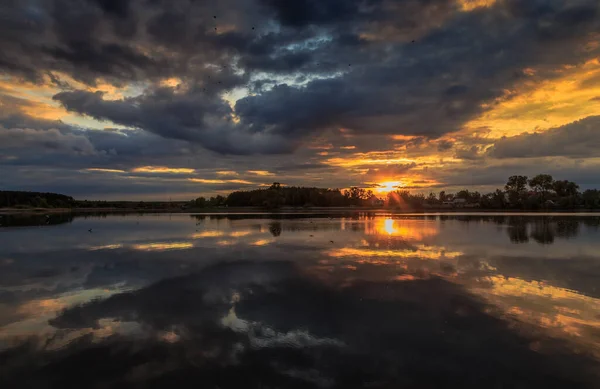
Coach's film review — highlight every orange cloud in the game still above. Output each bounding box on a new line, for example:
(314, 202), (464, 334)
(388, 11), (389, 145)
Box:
(86, 168), (126, 173)
(247, 170), (274, 176)
(132, 166), (195, 174)
(188, 178), (253, 184)
(458, 0), (497, 11)
(465, 59), (600, 137)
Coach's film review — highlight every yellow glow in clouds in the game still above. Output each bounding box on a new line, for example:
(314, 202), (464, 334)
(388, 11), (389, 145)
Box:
(132, 166), (195, 174)
(376, 181), (402, 194)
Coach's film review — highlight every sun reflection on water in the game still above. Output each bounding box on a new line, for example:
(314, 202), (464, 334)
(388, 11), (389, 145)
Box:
(369, 218), (439, 240)
(383, 218), (396, 235)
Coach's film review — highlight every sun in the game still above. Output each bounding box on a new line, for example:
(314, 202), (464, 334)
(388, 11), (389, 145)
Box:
(376, 181), (402, 193)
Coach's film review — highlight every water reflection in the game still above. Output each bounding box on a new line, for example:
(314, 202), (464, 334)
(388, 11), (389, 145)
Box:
(269, 221), (282, 237)
(0, 212), (74, 227)
(1, 213), (600, 387)
(132, 242), (194, 251)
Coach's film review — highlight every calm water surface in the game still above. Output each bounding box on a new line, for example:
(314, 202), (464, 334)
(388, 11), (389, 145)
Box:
(1, 213), (600, 388)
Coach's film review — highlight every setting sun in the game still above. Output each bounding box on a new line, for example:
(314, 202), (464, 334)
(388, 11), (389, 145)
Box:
(376, 181), (402, 193)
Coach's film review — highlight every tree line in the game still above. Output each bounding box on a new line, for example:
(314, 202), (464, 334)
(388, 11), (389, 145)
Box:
(4, 174), (600, 210)
(191, 175), (600, 210)
(194, 183), (375, 208)
(0, 191), (75, 208)
(378, 174), (597, 210)
(0, 191), (188, 210)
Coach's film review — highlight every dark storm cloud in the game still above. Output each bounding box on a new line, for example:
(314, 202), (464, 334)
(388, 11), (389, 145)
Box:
(2, 0), (600, 198)
(232, 0), (600, 145)
(258, 0), (366, 27)
(3, 0), (599, 155)
(53, 87), (293, 154)
(92, 0), (132, 18)
(274, 162), (330, 171)
(0, 0), (260, 84)
(0, 127), (97, 155)
(433, 157), (600, 190)
(455, 145), (484, 160)
(487, 116), (600, 159)
(0, 125), (192, 168)
(364, 162), (418, 177)
(437, 140), (454, 151)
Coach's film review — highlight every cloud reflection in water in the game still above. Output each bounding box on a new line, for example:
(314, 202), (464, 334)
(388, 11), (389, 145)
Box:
(1, 213), (600, 387)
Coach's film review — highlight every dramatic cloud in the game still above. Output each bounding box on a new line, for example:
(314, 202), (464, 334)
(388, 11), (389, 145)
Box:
(487, 116), (600, 158)
(3, 0), (600, 197)
(0, 127), (96, 155)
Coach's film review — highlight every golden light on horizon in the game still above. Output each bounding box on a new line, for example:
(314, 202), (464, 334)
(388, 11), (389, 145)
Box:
(376, 181), (403, 193)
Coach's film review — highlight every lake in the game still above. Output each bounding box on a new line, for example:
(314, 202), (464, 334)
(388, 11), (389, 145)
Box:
(1, 212), (600, 388)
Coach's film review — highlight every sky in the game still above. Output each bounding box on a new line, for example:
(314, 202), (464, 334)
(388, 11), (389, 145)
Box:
(2, 0), (600, 200)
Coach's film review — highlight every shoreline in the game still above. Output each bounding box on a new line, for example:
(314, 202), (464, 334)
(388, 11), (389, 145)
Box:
(2, 207), (600, 215)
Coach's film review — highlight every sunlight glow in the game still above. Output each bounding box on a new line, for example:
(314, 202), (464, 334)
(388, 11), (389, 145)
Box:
(383, 219), (396, 235)
(369, 218), (440, 240)
(376, 181), (403, 194)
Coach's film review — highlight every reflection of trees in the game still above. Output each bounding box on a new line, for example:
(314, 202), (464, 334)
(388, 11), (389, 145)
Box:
(491, 216), (507, 225)
(507, 217), (529, 244)
(183, 214), (595, 245)
(284, 223), (343, 233)
(433, 215), (588, 244)
(555, 220), (580, 239)
(530, 219), (555, 245)
(268, 222), (282, 237)
(190, 213), (355, 222)
(582, 217), (600, 230)
(0, 213), (74, 227)
(350, 222), (363, 232)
